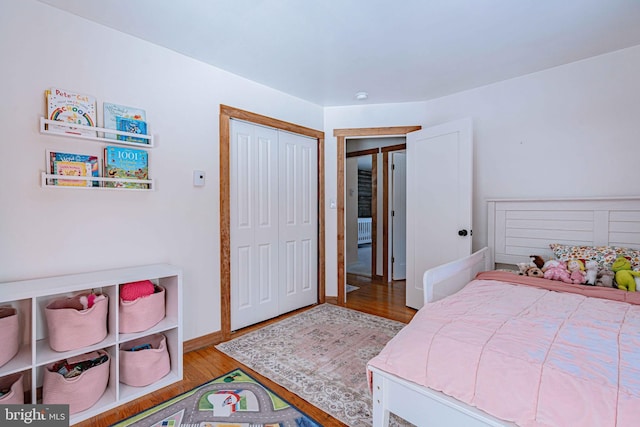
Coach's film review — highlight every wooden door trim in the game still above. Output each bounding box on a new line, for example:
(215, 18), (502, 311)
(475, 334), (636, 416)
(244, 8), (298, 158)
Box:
(334, 126), (420, 305)
(221, 105), (325, 340)
(381, 143), (407, 153)
(346, 148), (379, 158)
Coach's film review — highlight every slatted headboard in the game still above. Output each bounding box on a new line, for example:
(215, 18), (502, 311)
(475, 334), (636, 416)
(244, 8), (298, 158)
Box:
(488, 197), (640, 266)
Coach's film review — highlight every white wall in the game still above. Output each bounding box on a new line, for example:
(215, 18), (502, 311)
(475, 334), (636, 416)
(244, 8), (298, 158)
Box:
(0, 1), (323, 340)
(324, 45), (640, 296)
(4, 1), (640, 330)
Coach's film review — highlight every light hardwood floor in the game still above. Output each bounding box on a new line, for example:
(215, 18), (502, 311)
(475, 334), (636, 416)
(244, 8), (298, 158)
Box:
(76, 274), (416, 427)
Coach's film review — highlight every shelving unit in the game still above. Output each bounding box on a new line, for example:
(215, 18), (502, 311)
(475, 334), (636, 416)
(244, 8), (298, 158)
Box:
(40, 172), (154, 191)
(40, 118), (154, 147)
(0, 264), (182, 425)
(39, 117), (155, 191)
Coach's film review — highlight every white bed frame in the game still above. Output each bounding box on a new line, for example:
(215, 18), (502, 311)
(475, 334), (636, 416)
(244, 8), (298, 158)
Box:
(370, 196), (640, 427)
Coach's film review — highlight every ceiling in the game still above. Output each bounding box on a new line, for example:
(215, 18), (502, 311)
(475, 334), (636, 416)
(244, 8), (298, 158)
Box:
(38, 0), (640, 107)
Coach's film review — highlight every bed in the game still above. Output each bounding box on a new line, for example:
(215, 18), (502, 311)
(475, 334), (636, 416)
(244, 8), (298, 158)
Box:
(367, 197), (640, 427)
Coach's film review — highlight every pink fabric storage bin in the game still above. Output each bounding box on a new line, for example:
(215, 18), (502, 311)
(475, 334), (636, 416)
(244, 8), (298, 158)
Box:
(45, 294), (108, 352)
(119, 286), (165, 333)
(0, 306), (19, 367)
(119, 334), (170, 387)
(43, 350), (110, 414)
(0, 373), (24, 404)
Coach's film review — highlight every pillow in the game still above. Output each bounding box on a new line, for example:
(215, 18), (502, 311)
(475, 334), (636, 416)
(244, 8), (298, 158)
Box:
(550, 244), (640, 270)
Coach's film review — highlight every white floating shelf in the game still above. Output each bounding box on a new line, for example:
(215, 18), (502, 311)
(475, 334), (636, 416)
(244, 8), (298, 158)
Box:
(41, 172), (155, 191)
(40, 117), (154, 148)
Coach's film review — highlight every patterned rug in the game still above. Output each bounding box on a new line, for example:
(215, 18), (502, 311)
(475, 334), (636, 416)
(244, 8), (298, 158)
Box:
(111, 368), (320, 427)
(216, 304), (408, 427)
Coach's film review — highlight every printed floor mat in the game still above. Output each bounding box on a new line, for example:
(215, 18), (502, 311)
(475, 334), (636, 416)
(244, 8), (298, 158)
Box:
(111, 368), (320, 427)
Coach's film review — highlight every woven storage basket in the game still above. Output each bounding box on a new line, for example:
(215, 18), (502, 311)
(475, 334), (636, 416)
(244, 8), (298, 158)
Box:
(119, 334), (170, 387)
(119, 286), (165, 333)
(0, 373), (24, 404)
(43, 350), (110, 414)
(45, 294), (108, 352)
(0, 306), (19, 367)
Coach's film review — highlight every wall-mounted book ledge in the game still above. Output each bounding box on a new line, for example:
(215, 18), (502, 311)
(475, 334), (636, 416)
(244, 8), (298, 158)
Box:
(40, 118), (155, 148)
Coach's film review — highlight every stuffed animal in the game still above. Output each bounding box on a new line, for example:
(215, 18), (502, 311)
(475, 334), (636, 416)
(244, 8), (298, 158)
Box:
(596, 268), (615, 287)
(525, 266), (543, 278)
(567, 259), (586, 285)
(542, 259), (572, 283)
(517, 262), (530, 275)
(584, 260), (598, 286)
(611, 256), (640, 292)
(530, 255), (545, 269)
(79, 293), (105, 310)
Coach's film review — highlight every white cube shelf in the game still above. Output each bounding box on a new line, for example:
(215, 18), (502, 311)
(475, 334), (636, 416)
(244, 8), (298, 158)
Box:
(0, 264), (182, 425)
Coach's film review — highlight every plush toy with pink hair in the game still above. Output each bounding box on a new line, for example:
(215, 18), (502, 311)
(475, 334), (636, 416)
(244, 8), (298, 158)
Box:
(542, 259), (572, 283)
(567, 259), (586, 285)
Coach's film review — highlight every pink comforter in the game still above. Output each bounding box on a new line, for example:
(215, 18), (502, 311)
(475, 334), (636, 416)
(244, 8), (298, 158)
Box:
(368, 274), (640, 426)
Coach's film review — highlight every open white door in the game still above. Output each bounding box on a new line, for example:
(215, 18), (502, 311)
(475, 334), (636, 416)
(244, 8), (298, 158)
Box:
(405, 118), (473, 309)
(391, 151), (406, 280)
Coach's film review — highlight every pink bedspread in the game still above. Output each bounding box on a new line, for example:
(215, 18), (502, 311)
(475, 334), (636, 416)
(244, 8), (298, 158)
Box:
(367, 275), (640, 426)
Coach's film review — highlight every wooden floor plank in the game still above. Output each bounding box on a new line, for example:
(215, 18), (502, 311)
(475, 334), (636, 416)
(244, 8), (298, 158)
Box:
(75, 276), (415, 426)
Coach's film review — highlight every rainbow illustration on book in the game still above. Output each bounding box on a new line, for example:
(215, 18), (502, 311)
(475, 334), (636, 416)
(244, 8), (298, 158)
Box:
(49, 108), (95, 126)
(46, 88), (97, 136)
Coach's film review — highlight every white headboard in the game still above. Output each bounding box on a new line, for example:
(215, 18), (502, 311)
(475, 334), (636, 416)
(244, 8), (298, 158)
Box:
(488, 197), (640, 266)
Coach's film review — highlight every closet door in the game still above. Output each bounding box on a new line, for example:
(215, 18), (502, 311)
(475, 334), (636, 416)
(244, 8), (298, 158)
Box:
(278, 131), (318, 314)
(230, 120), (279, 330)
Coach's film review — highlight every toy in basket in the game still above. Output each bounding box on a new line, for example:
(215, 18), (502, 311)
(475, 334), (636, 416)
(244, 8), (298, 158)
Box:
(119, 333), (170, 387)
(45, 292), (108, 352)
(119, 280), (166, 333)
(0, 306), (19, 367)
(0, 373), (24, 404)
(43, 350), (110, 414)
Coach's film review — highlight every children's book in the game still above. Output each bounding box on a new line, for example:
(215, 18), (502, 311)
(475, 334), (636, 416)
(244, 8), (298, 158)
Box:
(46, 88), (97, 136)
(48, 151), (99, 187)
(116, 116), (148, 143)
(103, 103), (146, 140)
(104, 146), (149, 189)
(53, 161), (91, 187)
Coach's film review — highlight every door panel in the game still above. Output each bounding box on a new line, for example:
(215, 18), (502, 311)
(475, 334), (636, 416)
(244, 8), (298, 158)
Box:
(405, 119), (473, 309)
(278, 131), (318, 314)
(392, 152), (407, 280)
(230, 120), (279, 330)
(232, 121), (318, 328)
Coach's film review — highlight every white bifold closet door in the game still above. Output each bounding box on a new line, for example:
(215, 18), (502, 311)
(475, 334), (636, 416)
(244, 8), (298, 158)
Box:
(230, 119), (317, 331)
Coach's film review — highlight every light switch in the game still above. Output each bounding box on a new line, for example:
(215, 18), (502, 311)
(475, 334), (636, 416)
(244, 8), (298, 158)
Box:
(193, 170), (205, 187)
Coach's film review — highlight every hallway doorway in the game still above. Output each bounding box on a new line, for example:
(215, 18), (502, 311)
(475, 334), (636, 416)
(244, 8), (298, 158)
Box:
(338, 132), (416, 301)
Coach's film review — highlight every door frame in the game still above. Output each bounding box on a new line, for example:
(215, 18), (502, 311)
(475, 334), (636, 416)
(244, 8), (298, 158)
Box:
(221, 105), (325, 339)
(335, 126), (421, 304)
(346, 148), (378, 279)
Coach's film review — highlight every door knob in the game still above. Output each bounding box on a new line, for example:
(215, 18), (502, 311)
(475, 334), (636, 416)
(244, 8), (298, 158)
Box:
(458, 229), (468, 236)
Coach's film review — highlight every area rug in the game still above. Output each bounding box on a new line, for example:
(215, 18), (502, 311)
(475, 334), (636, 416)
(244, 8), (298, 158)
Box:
(111, 368), (321, 427)
(346, 284), (360, 293)
(216, 304), (408, 427)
